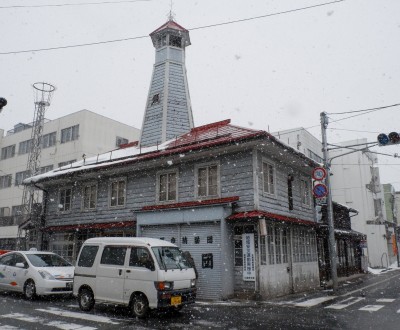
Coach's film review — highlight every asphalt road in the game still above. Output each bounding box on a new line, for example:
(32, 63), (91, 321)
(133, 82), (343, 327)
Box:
(1, 270), (399, 329)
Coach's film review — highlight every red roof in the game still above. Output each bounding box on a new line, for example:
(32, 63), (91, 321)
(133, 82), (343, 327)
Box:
(150, 20), (188, 36)
(141, 196), (239, 211)
(44, 221), (135, 232)
(227, 211), (318, 227)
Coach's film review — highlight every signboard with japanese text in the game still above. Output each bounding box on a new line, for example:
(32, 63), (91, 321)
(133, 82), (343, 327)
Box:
(242, 233), (256, 281)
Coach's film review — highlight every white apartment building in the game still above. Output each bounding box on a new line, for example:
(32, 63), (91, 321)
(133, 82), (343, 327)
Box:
(0, 109), (140, 249)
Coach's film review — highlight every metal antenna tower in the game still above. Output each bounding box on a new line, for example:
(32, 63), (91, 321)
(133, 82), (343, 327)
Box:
(19, 82), (55, 249)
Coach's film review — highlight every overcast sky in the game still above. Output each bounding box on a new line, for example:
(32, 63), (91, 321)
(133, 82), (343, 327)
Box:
(1, 0), (399, 189)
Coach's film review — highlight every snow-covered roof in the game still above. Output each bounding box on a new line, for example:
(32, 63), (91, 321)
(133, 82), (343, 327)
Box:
(24, 119), (318, 185)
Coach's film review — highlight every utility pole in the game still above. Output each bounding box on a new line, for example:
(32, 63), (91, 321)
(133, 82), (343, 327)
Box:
(320, 112), (338, 291)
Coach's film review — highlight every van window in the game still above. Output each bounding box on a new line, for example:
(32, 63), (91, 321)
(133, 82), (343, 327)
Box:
(100, 246), (127, 266)
(78, 245), (99, 267)
(152, 246), (192, 270)
(129, 247), (152, 268)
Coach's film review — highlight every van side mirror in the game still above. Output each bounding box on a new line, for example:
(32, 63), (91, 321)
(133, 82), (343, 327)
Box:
(15, 262), (25, 268)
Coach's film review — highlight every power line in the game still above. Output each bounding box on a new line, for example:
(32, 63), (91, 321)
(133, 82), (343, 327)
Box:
(328, 103), (400, 115)
(328, 128), (380, 134)
(0, 0), (150, 9)
(328, 103), (400, 123)
(0, 0), (345, 55)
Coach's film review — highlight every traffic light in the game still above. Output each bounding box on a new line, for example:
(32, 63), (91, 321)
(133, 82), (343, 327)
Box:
(0, 98), (7, 112)
(377, 132), (400, 146)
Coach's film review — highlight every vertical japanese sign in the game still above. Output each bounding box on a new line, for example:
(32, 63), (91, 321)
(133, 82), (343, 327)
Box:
(242, 233), (256, 281)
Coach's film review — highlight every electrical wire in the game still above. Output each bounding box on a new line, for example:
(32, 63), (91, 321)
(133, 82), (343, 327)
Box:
(0, 0), (150, 9)
(328, 103), (400, 123)
(0, 0), (346, 55)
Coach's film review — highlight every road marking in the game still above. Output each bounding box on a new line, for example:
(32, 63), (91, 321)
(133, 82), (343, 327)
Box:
(359, 305), (384, 312)
(1, 313), (96, 330)
(35, 308), (120, 325)
(376, 298), (395, 303)
(325, 297), (365, 310)
(0, 325), (20, 329)
(293, 296), (337, 307)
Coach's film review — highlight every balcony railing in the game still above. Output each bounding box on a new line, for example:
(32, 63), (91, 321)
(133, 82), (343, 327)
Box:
(0, 215), (27, 227)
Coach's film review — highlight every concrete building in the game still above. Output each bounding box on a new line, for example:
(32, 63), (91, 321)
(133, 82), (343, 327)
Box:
(0, 110), (140, 249)
(328, 139), (393, 268)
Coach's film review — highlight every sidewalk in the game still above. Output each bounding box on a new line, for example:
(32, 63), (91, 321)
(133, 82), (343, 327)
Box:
(196, 266), (400, 308)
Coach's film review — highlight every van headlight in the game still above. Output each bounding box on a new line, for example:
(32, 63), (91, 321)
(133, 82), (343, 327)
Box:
(154, 281), (174, 291)
(38, 270), (55, 280)
(190, 279), (196, 288)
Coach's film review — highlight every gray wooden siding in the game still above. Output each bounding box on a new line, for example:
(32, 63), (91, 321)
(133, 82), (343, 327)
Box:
(257, 150), (314, 220)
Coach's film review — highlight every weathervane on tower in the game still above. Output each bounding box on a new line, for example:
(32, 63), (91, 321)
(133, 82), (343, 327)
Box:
(168, 0), (175, 21)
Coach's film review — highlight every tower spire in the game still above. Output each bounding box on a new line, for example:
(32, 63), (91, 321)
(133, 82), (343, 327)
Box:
(139, 19), (194, 147)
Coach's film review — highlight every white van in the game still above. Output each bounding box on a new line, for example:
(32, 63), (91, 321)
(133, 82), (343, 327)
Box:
(73, 237), (197, 318)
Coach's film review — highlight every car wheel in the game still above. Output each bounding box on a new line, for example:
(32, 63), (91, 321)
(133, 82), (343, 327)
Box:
(24, 280), (36, 300)
(131, 293), (149, 318)
(78, 288), (95, 312)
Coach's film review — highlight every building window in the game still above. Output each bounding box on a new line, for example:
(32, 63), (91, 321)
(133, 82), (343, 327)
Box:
(110, 179), (126, 207)
(40, 165), (54, 174)
(197, 163), (219, 198)
(61, 125), (79, 143)
(0, 207), (10, 216)
(58, 160), (76, 168)
(182, 236), (187, 244)
(288, 174), (294, 210)
(265, 225), (288, 265)
(151, 93), (160, 105)
(0, 175), (12, 189)
(42, 132), (56, 148)
(15, 170), (30, 186)
(18, 139), (33, 155)
(83, 183), (97, 210)
(169, 35), (182, 47)
(1, 145), (15, 160)
(59, 188), (72, 212)
(262, 161), (275, 195)
(301, 179), (311, 207)
(158, 171), (177, 202)
(292, 228), (317, 263)
(116, 136), (129, 147)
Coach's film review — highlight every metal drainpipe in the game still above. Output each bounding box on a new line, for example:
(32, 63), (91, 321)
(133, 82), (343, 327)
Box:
(34, 183), (48, 250)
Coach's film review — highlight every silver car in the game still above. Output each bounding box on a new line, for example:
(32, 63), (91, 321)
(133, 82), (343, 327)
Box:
(0, 250), (74, 299)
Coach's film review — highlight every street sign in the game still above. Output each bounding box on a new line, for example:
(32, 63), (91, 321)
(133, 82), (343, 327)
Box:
(313, 183), (328, 198)
(312, 167), (327, 181)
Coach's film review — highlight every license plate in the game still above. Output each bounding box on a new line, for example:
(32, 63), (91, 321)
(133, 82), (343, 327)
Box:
(171, 296), (182, 306)
(66, 282), (73, 290)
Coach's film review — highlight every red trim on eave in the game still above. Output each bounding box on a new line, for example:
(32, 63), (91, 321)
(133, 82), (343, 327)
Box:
(141, 196), (239, 211)
(226, 211), (318, 226)
(44, 221), (135, 232)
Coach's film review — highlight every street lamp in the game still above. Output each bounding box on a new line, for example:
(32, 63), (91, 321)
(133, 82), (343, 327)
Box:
(0, 98), (7, 113)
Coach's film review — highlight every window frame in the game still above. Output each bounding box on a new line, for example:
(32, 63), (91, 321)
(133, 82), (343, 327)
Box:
(18, 139), (33, 155)
(156, 169), (178, 203)
(60, 125), (79, 144)
(300, 178), (312, 208)
(82, 182), (98, 211)
(15, 170), (30, 186)
(42, 131), (57, 149)
(0, 174), (12, 189)
(109, 178), (127, 208)
(262, 159), (276, 197)
(1, 145), (16, 160)
(194, 161), (220, 199)
(58, 187), (73, 212)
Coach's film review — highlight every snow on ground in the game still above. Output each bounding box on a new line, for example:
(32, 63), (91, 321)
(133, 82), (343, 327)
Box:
(368, 261), (400, 275)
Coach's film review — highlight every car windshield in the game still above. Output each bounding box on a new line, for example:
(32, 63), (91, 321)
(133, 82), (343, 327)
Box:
(152, 246), (192, 270)
(26, 253), (72, 267)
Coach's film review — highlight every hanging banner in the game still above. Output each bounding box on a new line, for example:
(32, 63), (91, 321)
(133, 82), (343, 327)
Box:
(242, 233), (256, 281)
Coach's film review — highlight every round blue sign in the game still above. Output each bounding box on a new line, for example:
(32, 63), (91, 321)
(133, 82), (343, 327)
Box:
(313, 183), (328, 198)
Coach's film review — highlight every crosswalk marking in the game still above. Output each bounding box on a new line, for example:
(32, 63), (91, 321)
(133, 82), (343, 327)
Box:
(325, 297), (365, 310)
(376, 298), (395, 303)
(1, 312), (97, 330)
(293, 296), (337, 307)
(359, 305), (384, 312)
(35, 307), (120, 325)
